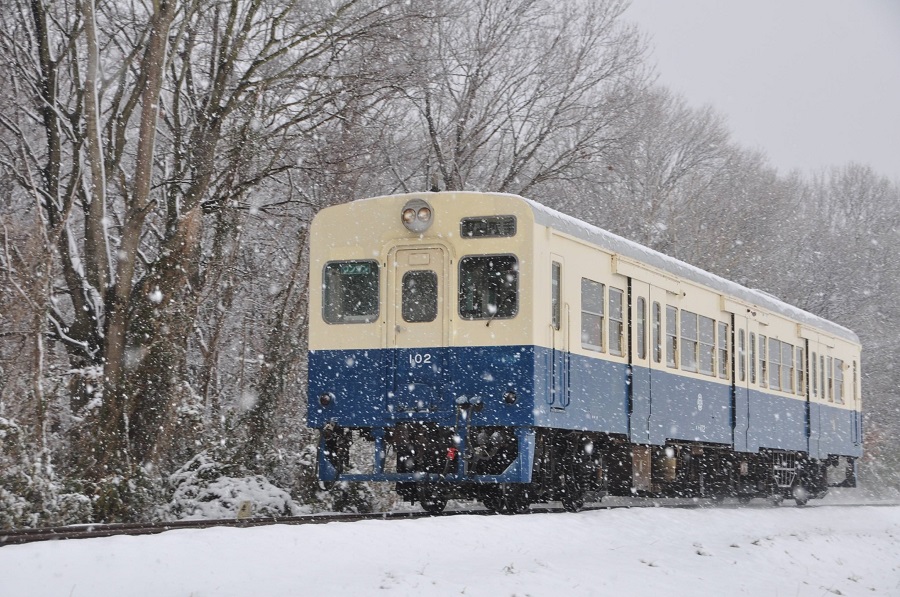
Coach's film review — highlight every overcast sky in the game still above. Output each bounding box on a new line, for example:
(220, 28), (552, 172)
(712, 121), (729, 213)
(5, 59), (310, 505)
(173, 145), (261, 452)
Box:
(624, 0), (900, 182)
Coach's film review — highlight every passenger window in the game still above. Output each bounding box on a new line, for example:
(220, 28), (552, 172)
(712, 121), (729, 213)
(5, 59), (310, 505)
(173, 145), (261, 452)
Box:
(666, 306), (678, 368)
(768, 338), (781, 390)
(581, 278), (604, 352)
(402, 270), (438, 323)
(781, 342), (793, 392)
(826, 356), (833, 402)
(323, 260), (380, 324)
(853, 361), (858, 405)
(834, 358), (844, 404)
(812, 352), (818, 398)
(609, 288), (624, 356)
(636, 297), (647, 360)
(750, 332), (756, 384)
(698, 315), (714, 375)
(551, 262), (561, 330)
(718, 322), (729, 380)
(820, 355), (826, 401)
(459, 255), (518, 320)
(738, 329), (746, 382)
(680, 310), (698, 373)
(796, 347), (805, 394)
(652, 302), (662, 364)
(759, 335), (767, 388)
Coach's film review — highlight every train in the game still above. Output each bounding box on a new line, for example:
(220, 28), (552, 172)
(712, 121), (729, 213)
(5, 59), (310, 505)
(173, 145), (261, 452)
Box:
(307, 192), (862, 513)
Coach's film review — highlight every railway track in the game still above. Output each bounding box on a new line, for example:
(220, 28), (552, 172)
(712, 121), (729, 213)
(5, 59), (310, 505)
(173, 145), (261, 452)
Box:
(3, 499), (896, 547)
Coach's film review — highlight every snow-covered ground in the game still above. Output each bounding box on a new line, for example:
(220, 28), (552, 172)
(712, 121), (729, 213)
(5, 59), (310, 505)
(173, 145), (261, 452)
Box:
(3, 493), (899, 597)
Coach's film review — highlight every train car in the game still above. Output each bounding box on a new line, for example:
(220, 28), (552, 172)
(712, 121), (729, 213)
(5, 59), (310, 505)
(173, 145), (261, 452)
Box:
(307, 192), (861, 512)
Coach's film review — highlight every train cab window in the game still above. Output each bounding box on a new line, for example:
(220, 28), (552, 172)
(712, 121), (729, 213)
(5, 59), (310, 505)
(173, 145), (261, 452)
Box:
(636, 297), (647, 360)
(834, 358), (844, 404)
(698, 315), (714, 375)
(680, 310), (698, 373)
(759, 335), (767, 388)
(666, 306), (678, 368)
(580, 278), (604, 352)
(323, 260), (380, 324)
(796, 347), (805, 394)
(652, 302), (662, 364)
(738, 329), (746, 382)
(402, 270), (438, 323)
(718, 322), (729, 379)
(459, 255), (519, 320)
(551, 262), (561, 330)
(750, 332), (756, 383)
(812, 352), (818, 398)
(609, 288), (624, 356)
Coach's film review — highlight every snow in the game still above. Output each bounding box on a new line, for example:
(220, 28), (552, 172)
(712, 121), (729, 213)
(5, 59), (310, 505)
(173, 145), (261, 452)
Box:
(3, 494), (899, 596)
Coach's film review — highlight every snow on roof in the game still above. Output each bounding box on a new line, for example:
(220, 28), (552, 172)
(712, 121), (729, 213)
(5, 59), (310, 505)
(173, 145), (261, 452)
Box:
(522, 197), (859, 345)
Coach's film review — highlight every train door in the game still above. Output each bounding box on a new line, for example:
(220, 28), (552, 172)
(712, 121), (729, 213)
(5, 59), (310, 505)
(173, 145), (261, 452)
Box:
(550, 257), (569, 409)
(387, 246), (448, 412)
(807, 339), (823, 458)
(732, 313), (752, 452)
(629, 280), (653, 443)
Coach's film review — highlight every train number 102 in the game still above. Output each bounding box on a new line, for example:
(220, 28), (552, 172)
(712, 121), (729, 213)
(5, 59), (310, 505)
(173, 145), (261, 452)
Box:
(408, 353), (433, 366)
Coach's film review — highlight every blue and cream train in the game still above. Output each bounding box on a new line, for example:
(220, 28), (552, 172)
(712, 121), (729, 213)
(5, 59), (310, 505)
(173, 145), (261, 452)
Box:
(307, 192), (861, 512)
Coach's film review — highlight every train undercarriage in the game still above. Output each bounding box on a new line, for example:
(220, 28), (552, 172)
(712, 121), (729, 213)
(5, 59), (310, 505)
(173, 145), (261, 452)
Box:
(319, 423), (857, 513)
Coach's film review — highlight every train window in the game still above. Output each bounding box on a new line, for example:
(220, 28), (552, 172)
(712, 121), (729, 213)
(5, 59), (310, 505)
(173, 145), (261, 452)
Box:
(812, 352), (818, 398)
(581, 278), (604, 352)
(768, 338), (781, 390)
(698, 315), (714, 376)
(826, 356), (833, 402)
(459, 255), (519, 320)
(322, 260), (380, 324)
(834, 358), (844, 404)
(666, 306), (678, 368)
(680, 310), (698, 373)
(551, 262), (561, 330)
(750, 332), (756, 384)
(853, 361), (858, 405)
(402, 270), (438, 323)
(652, 302), (662, 364)
(821, 355), (826, 401)
(636, 297), (647, 360)
(609, 288), (624, 356)
(738, 329), (746, 382)
(782, 342), (793, 393)
(460, 215), (517, 238)
(759, 335), (767, 388)
(718, 322), (729, 379)
(796, 347), (805, 394)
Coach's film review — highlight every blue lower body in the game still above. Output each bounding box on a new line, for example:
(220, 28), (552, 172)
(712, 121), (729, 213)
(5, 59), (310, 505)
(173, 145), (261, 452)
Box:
(308, 345), (862, 483)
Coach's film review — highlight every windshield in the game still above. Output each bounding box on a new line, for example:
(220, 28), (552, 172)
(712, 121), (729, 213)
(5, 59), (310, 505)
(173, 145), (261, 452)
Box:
(323, 260), (379, 323)
(458, 255), (518, 320)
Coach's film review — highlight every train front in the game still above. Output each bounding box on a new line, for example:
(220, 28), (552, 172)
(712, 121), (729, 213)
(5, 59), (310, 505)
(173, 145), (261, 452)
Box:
(307, 193), (537, 510)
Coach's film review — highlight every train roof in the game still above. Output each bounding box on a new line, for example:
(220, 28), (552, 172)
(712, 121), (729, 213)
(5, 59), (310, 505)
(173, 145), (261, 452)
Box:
(521, 196), (860, 345)
(338, 192), (859, 345)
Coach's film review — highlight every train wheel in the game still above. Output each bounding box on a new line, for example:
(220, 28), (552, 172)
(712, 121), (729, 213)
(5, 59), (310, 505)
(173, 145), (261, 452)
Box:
(420, 497), (448, 514)
(560, 465), (586, 512)
(792, 482), (809, 507)
(482, 485), (528, 514)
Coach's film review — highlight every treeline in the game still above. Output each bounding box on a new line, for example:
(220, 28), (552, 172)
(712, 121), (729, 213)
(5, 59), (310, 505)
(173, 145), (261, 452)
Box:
(0, 0), (897, 527)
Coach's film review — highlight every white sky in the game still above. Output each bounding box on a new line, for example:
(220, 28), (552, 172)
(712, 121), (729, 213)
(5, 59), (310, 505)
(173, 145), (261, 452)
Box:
(625, 0), (900, 182)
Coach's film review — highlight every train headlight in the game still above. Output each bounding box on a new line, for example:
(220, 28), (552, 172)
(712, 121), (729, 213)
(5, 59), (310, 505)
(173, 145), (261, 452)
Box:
(401, 198), (433, 233)
(319, 393), (334, 407)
